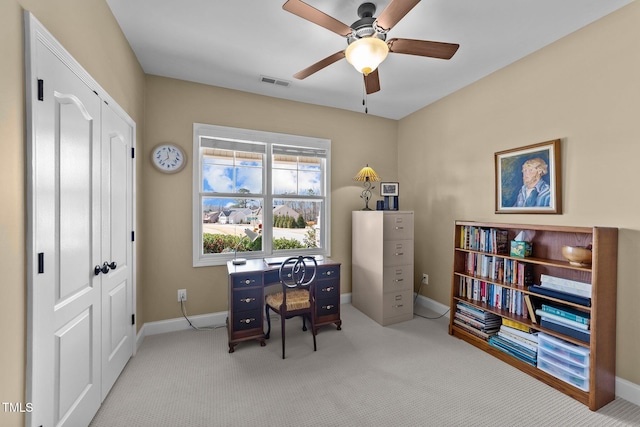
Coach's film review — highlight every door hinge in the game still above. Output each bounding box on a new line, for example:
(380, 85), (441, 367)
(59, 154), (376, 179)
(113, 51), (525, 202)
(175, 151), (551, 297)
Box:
(131, 147), (135, 159)
(131, 231), (135, 242)
(131, 314), (135, 325)
(37, 252), (44, 274)
(37, 79), (44, 101)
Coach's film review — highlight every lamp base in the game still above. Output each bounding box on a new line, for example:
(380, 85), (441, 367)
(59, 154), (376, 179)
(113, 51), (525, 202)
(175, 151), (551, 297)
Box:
(232, 258), (247, 265)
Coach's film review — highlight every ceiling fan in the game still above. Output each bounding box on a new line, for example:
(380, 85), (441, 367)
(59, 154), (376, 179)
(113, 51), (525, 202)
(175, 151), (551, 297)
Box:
(283, 0), (460, 94)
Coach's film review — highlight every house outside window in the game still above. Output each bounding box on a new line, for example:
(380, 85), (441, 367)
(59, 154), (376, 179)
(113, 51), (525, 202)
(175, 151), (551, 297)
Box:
(193, 123), (331, 267)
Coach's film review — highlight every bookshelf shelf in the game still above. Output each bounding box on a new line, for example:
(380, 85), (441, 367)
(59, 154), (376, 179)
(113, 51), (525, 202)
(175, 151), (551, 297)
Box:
(449, 221), (618, 411)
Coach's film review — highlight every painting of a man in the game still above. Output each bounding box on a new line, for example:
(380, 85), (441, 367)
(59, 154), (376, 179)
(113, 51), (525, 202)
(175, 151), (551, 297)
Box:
(495, 139), (561, 214)
(514, 158), (550, 207)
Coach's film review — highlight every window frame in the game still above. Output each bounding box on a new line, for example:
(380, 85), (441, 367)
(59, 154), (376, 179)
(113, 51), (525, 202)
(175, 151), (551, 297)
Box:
(192, 123), (331, 267)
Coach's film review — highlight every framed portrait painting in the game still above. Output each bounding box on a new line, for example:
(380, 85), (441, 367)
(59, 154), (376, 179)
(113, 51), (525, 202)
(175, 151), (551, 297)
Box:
(495, 139), (561, 214)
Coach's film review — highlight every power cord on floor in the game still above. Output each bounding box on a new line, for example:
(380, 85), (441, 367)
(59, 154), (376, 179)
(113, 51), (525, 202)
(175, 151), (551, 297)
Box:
(413, 282), (451, 320)
(180, 299), (225, 331)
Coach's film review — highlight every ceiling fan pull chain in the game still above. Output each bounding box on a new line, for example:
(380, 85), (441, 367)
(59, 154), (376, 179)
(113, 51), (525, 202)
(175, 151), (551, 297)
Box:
(362, 83), (368, 114)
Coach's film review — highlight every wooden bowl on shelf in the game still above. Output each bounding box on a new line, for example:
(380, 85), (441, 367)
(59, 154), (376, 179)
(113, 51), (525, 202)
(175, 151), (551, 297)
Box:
(561, 245), (592, 266)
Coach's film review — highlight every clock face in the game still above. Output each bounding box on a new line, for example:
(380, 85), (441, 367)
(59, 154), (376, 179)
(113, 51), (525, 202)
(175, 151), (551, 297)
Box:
(151, 144), (186, 173)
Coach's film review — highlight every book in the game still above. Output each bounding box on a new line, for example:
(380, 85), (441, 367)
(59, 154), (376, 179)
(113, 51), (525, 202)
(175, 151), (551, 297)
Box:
(540, 274), (591, 298)
(502, 318), (529, 333)
(497, 331), (538, 352)
(500, 325), (539, 343)
(528, 285), (591, 307)
(454, 319), (495, 340)
(535, 309), (589, 330)
(488, 336), (537, 366)
(541, 304), (590, 325)
(540, 318), (591, 343)
(523, 294), (537, 324)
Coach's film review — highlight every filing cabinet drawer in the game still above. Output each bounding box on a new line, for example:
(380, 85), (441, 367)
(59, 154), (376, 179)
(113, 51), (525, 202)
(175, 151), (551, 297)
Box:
(383, 266), (413, 292)
(233, 288), (262, 312)
(382, 290), (413, 318)
(231, 308), (262, 331)
(383, 213), (414, 240)
(232, 273), (262, 289)
(383, 240), (413, 266)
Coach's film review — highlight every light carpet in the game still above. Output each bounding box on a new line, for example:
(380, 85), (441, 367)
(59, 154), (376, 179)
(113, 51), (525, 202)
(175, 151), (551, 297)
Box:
(90, 304), (640, 426)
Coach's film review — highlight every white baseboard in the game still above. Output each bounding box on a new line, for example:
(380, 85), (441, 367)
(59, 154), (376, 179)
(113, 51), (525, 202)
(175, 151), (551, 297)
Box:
(414, 295), (640, 406)
(414, 294), (450, 318)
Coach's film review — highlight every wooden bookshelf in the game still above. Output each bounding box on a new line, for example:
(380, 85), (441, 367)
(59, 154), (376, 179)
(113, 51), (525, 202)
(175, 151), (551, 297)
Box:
(449, 221), (618, 411)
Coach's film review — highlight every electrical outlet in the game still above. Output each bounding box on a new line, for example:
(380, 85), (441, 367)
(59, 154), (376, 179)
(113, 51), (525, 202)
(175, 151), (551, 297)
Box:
(177, 289), (187, 302)
(422, 274), (429, 285)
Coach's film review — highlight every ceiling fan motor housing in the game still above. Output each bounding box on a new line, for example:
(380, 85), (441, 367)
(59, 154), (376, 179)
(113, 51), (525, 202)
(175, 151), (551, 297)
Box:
(348, 2), (386, 45)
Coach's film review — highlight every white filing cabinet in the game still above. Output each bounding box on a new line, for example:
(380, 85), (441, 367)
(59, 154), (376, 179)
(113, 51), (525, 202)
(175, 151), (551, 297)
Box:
(352, 211), (414, 326)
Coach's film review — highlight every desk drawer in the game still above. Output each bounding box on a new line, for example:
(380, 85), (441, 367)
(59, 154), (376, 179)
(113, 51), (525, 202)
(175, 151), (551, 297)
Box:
(232, 308), (262, 331)
(316, 281), (339, 299)
(318, 265), (340, 280)
(232, 273), (262, 289)
(316, 300), (339, 317)
(233, 288), (262, 312)
(383, 213), (413, 240)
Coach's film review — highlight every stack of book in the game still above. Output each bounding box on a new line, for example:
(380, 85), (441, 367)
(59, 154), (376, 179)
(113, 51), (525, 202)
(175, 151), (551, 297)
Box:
(454, 302), (501, 340)
(489, 323), (538, 367)
(535, 304), (591, 343)
(528, 274), (592, 306)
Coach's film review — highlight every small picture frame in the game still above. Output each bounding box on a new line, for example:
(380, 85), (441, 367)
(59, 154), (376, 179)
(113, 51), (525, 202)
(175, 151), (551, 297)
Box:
(380, 182), (399, 196)
(495, 139), (562, 214)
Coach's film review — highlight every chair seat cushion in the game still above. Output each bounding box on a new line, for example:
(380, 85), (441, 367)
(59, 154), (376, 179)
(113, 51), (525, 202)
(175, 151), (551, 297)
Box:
(266, 289), (310, 311)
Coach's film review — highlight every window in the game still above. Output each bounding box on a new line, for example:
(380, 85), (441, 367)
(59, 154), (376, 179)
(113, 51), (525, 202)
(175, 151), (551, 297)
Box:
(193, 123), (331, 266)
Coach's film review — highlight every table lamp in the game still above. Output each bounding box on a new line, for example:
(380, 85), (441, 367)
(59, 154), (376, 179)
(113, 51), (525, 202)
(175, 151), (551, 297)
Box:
(232, 228), (260, 265)
(353, 164), (380, 210)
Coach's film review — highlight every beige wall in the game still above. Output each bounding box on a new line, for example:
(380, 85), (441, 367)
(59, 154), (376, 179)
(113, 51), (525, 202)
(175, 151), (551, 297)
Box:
(398, 2), (640, 385)
(0, 1), (145, 426)
(142, 75), (398, 322)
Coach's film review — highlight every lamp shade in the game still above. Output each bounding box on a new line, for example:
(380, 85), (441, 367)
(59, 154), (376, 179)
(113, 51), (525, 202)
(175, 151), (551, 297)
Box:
(353, 165), (380, 182)
(345, 37), (389, 76)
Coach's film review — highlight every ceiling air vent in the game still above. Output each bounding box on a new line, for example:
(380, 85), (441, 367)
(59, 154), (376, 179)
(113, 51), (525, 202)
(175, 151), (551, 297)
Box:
(260, 75), (290, 88)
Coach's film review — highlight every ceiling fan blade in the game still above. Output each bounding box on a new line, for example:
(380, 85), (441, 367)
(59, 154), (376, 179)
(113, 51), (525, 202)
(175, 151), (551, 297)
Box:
(375, 0), (421, 31)
(387, 38), (459, 60)
(283, 0), (352, 37)
(364, 69), (380, 94)
(293, 51), (346, 80)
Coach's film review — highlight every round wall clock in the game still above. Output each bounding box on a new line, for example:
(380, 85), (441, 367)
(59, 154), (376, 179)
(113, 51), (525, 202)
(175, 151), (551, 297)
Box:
(151, 143), (187, 174)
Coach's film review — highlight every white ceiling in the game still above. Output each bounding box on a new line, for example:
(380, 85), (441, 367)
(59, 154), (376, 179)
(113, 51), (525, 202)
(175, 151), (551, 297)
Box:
(106, 0), (631, 120)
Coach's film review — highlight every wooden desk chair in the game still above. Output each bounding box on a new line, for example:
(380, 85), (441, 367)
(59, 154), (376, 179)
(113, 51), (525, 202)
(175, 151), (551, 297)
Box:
(265, 256), (318, 359)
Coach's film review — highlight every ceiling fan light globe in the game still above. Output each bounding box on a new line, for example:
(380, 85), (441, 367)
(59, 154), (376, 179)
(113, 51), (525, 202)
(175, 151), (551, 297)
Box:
(345, 37), (389, 75)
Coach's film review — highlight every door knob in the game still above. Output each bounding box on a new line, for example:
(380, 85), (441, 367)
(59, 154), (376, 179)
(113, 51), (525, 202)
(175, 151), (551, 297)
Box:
(94, 262), (110, 275)
(107, 261), (117, 270)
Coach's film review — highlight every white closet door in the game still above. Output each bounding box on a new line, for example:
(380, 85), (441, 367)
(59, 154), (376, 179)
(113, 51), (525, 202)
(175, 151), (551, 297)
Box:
(29, 37), (102, 427)
(100, 103), (134, 399)
(26, 12), (135, 427)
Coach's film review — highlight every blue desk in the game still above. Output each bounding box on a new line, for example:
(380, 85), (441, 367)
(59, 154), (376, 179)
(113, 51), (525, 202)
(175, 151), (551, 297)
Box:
(226, 258), (341, 353)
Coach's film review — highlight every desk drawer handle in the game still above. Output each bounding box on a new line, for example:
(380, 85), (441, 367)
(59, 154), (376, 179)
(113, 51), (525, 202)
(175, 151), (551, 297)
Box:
(243, 279), (255, 285)
(393, 279), (404, 282)
(395, 226), (404, 230)
(324, 271), (333, 276)
(239, 318), (255, 324)
(394, 252), (404, 256)
(239, 297), (256, 304)
(322, 305), (334, 310)
(322, 286), (334, 292)
(393, 304), (404, 308)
